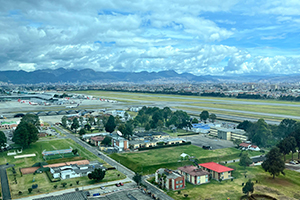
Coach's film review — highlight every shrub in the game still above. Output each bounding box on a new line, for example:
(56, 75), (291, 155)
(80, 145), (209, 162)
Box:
(61, 182), (67, 187)
(76, 180), (79, 185)
(70, 183), (73, 186)
(18, 191), (22, 195)
(28, 188), (32, 193)
(54, 185), (57, 189)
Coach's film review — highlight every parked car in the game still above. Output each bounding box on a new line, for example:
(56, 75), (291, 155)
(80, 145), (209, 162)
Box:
(115, 183), (120, 187)
(119, 182), (124, 186)
(100, 186), (105, 190)
(290, 161), (296, 165)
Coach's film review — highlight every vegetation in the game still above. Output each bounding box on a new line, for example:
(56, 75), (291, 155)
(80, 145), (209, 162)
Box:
(71, 118), (80, 133)
(0, 131), (7, 149)
(133, 173), (142, 186)
(105, 115), (116, 133)
(61, 116), (67, 128)
(101, 136), (112, 146)
(88, 168), (106, 181)
(239, 152), (252, 169)
(200, 110), (209, 122)
(13, 121), (39, 148)
(242, 179), (254, 197)
(262, 147), (285, 179)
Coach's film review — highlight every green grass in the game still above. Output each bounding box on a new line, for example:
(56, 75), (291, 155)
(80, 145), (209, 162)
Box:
(8, 169), (126, 199)
(109, 146), (261, 175)
(167, 163), (300, 200)
(164, 129), (196, 137)
(1, 138), (125, 198)
(51, 127), (65, 137)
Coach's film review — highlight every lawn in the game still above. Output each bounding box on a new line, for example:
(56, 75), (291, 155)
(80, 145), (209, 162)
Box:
(1, 138), (125, 198)
(109, 145), (261, 175)
(167, 163), (300, 200)
(164, 129), (196, 137)
(8, 168), (126, 199)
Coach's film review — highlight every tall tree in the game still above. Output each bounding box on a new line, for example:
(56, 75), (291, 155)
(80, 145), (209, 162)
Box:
(79, 116), (84, 127)
(242, 179), (254, 197)
(233, 139), (242, 147)
(239, 152), (252, 169)
(88, 168), (105, 181)
(84, 123), (92, 131)
(262, 147), (285, 179)
(78, 128), (86, 136)
(0, 131), (7, 149)
(200, 110), (209, 122)
(105, 115), (116, 133)
(88, 116), (95, 125)
(71, 118), (80, 133)
(101, 136), (112, 146)
(163, 107), (172, 121)
(61, 116), (67, 128)
(291, 130), (300, 159)
(277, 136), (297, 161)
(277, 119), (297, 138)
(12, 121), (39, 148)
(209, 113), (217, 123)
(133, 173), (142, 186)
(21, 114), (40, 128)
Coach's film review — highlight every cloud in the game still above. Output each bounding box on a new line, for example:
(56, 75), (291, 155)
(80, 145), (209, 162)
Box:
(0, 0), (299, 77)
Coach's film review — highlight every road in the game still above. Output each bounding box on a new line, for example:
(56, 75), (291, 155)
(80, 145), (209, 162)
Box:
(0, 164), (15, 200)
(55, 126), (174, 200)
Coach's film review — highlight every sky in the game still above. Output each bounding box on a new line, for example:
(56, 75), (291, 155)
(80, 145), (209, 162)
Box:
(1, 0), (300, 76)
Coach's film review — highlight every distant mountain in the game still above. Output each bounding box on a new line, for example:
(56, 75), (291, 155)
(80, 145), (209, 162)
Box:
(0, 68), (299, 84)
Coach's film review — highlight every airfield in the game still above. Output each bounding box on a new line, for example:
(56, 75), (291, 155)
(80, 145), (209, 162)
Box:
(1, 90), (300, 125)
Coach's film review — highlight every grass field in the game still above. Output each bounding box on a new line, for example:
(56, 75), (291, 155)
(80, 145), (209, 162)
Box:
(109, 145), (261, 175)
(167, 162), (300, 200)
(69, 90), (299, 121)
(1, 138), (124, 198)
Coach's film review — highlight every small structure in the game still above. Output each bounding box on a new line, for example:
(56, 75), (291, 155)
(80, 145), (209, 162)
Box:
(251, 156), (266, 166)
(42, 147), (73, 160)
(155, 168), (185, 191)
(111, 136), (129, 152)
(14, 154), (36, 159)
(178, 165), (210, 185)
(210, 127), (248, 141)
(239, 142), (260, 151)
(191, 123), (210, 133)
(90, 136), (105, 146)
(50, 161), (105, 180)
(199, 162), (234, 180)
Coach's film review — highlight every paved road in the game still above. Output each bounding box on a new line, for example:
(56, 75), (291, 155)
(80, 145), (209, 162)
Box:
(0, 164), (15, 200)
(142, 175), (174, 200)
(55, 126), (174, 200)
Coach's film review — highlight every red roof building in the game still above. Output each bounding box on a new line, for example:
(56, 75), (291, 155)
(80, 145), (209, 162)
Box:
(239, 142), (251, 148)
(199, 162), (234, 180)
(178, 165), (210, 185)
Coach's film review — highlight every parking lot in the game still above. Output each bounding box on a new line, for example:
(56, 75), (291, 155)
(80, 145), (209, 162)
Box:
(184, 134), (235, 149)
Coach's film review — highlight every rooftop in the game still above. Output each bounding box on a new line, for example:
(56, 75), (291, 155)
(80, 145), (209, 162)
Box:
(199, 162), (234, 173)
(178, 165), (210, 176)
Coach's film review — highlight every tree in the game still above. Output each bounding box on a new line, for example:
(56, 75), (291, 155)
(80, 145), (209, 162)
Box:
(72, 149), (78, 155)
(0, 131), (7, 149)
(233, 139), (242, 147)
(88, 116), (95, 125)
(242, 179), (254, 196)
(277, 119), (297, 138)
(101, 136), (112, 146)
(118, 122), (133, 140)
(209, 113), (217, 123)
(191, 118), (198, 124)
(61, 182), (67, 187)
(237, 120), (253, 131)
(21, 114), (40, 128)
(13, 121), (39, 148)
(124, 112), (129, 121)
(145, 123), (151, 131)
(105, 115), (116, 133)
(277, 136), (297, 161)
(84, 123), (91, 131)
(88, 168), (105, 181)
(262, 147), (285, 179)
(133, 173), (142, 186)
(61, 116), (67, 128)
(200, 111), (209, 122)
(28, 188), (32, 193)
(239, 152), (252, 168)
(71, 118), (80, 133)
(78, 128), (86, 136)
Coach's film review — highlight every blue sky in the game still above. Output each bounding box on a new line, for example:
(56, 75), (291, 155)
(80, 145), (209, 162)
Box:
(1, 0), (300, 75)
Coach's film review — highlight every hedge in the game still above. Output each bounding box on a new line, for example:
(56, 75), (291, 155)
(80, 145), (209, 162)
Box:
(177, 133), (199, 136)
(45, 170), (61, 182)
(138, 142), (191, 151)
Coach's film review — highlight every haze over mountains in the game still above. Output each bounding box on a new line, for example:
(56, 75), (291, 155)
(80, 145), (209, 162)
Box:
(0, 68), (299, 84)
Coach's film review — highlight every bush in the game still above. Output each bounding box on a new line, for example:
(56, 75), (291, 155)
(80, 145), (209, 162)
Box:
(18, 191), (22, 195)
(54, 185), (57, 189)
(70, 183), (73, 186)
(76, 180), (79, 185)
(61, 182), (67, 187)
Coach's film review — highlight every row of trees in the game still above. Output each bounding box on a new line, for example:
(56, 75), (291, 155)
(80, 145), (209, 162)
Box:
(199, 110), (216, 123)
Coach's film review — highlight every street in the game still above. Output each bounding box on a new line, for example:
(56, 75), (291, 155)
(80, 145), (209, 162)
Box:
(0, 164), (15, 200)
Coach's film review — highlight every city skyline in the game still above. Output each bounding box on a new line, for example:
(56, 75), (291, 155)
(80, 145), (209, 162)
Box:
(1, 1), (300, 76)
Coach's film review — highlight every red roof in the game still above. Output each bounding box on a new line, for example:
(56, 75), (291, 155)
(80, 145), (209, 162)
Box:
(199, 162), (234, 173)
(239, 142), (250, 148)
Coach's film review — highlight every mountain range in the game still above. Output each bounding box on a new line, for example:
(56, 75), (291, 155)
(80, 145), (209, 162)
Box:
(0, 68), (298, 84)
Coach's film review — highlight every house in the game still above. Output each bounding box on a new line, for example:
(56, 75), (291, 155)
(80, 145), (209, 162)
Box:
(90, 136), (105, 146)
(178, 165), (210, 185)
(50, 161), (105, 180)
(191, 123), (210, 134)
(199, 162), (234, 180)
(155, 168), (185, 191)
(129, 139), (158, 149)
(239, 142), (260, 151)
(133, 132), (169, 140)
(161, 138), (186, 145)
(111, 136), (129, 151)
(0, 121), (19, 129)
(251, 156), (266, 166)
